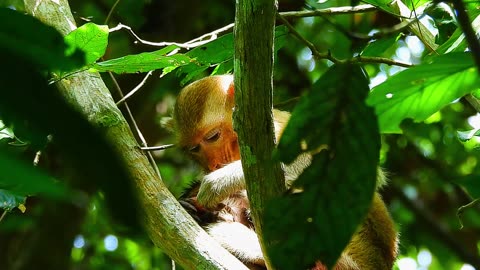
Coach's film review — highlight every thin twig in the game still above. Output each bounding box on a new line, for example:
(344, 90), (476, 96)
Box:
(0, 211), (6, 223)
(277, 14), (412, 68)
(450, 0), (480, 75)
(141, 144), (175, 152)
(277, 14), (332, 60)
(330, 15), (420, 41)
(465, 94), (480, 113)
(279, 4), (377, 18)
(457, 198), (480, 229)
(104, 0), (121, 25)
(116, 71), (153, 106)
(391, 185), (480, 269)
(108, 72), (163, 179)
(109, 23), (234, 49)
(110, 5), (383, 50)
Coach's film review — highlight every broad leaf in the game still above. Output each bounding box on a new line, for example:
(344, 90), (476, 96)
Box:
(367, 52), (479, 133)
(65, 23), (109, 64)
(0, 39), (141, 230)
(178, 25), (289, 84)
(361, 34), (400, 57)
(93, 46), (190, 73)
(0, 151), (68, 201)
(267, 64), (379, 269)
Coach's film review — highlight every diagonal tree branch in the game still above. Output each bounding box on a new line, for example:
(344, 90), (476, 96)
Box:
(23, 0), (248, 269)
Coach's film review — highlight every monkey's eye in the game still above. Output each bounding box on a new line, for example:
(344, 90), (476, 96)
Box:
(189, 145), (200, 153)
(204, 129), (221, 143)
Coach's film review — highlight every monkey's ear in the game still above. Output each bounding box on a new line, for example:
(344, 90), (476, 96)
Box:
(226, 79), (235, 106)
(160, 116), (175, 133)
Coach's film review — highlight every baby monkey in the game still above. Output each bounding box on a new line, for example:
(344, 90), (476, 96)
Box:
(166, 75), (398, 269)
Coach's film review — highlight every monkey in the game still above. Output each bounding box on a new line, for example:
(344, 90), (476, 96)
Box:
(165, 75), (398, 269)
(179, 181), (266, 270)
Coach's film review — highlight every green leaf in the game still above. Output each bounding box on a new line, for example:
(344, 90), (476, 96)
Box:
(0, 150), (69, 200)
(93, 45), (190, 73)
(367, 52), (479, 133)
(177, 25), (288, 84)
(0, 189), (26, 211)
(65, 23), (109, 64)
(268, 64), (379, 269)
(457, 129), (480, 142)
(361, 34), (400, 57)
(0, 44), (141, 230)
(424, 2), (457, 45)
(0, 121), (14, 142)
(433, 11), (480, 55)
(0, 8), (84, 72)
(361, 0), (399, 15)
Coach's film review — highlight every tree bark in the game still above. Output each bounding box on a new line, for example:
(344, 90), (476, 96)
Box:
(234, 0), (286, 269)
(23, 0), (248, 269)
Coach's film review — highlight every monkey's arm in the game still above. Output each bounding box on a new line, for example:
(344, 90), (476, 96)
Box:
(206, 222), (265, 267)
(197, 160), (246, 208)
(197, 155), (311, 208)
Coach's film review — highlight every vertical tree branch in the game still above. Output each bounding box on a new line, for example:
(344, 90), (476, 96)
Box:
(23, 0), (248, 269)
(450, 0), (480, 74)
(234, 0), (286, 268)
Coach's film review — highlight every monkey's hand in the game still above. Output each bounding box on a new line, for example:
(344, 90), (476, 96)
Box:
(179, 198), (221, 226)
(197, 160), (246, 209)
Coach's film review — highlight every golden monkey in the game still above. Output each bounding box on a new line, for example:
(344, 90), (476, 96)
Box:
(168, 75), (398, 269)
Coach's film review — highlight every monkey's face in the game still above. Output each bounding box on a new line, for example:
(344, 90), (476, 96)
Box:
(186, 121), (240, 172)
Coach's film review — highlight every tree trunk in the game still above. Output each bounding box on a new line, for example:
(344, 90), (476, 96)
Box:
(234, 0), (286, 269)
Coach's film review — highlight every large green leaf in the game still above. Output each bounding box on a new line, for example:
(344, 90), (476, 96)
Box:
(0, 150), (69, 201)
(0, 8), (84, 72)
(367, 52), (479, 133)
(0, 21), (140, 230)
(177, 25), (289, 84)
(65, 22), (109, 64)
(93, 45), (190, 73)
(267, 64), (379, 269)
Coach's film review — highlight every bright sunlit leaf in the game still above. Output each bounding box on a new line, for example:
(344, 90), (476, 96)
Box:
(367, 52), (479, 133)
(65, 23), (109, 64)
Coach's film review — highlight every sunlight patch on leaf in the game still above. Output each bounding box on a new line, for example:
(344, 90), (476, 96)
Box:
(367, 52), (479, 133)
(65, 23), (109, 64)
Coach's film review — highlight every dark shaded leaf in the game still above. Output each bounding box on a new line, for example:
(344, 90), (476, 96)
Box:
(267, 64), (379, 269)
(0, 150), (69, 200)
(0, 18), (141, 231)
(0, 8), (84, 72)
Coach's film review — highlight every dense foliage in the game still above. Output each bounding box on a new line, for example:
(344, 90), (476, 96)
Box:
(0, 0), (479, 269)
